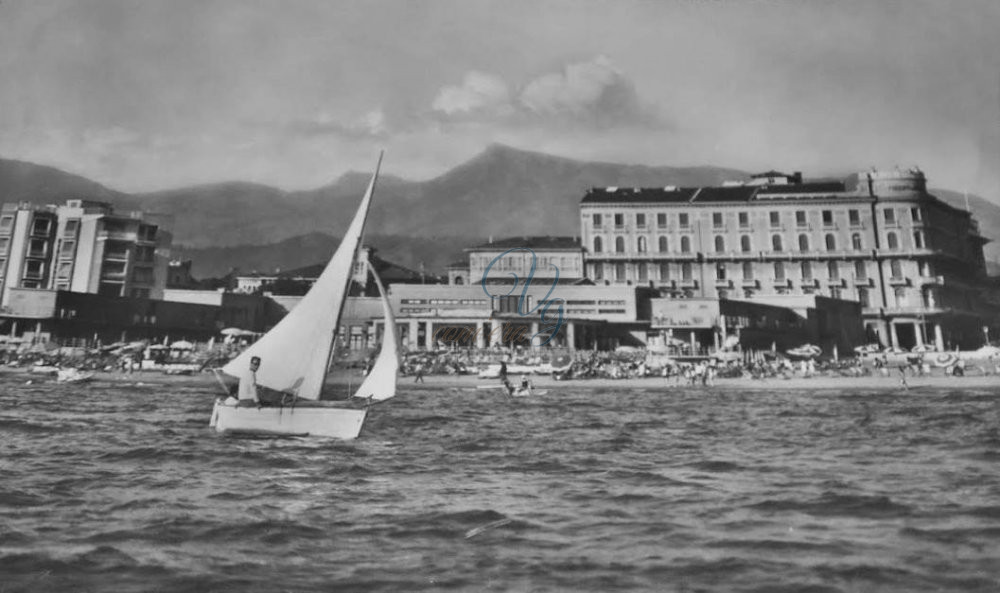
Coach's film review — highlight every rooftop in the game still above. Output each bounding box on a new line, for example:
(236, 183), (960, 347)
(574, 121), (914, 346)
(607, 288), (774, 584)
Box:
(467, 236), (583, 251)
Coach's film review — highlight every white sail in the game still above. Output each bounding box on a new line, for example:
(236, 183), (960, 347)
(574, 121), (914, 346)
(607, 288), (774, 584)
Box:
(352, 265), (399, 401)
(221, 154), (383, 400)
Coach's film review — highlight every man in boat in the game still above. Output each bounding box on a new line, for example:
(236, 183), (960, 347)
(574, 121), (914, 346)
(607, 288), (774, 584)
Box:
(515, 375), (533, 396)
(237, 356), (262, 405)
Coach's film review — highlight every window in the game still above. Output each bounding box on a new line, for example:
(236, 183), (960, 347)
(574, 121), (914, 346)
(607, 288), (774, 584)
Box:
(615, 263), (626, 281)
(615, 237), (625, 253)
(638, 262), (648, 282)
(0, 216), (13, 230)
(742, 261), (754, 279)
(135, 245), (155, 263)
(740, 235), (751, 252)
(884, 208), (896, 224)
(796, 211), (807, 226)
(913, 231), (924, 249)
(32, 218), (52, 235)
(680, 236), (691, 253)
(718, 289), (729, 300)
(681, 262), (693, 281)
(858, 287), (871, 307)
(801, 261), (813, 281)
(827, 261), (839, 280)
(716, 263), (727, 280)
(0, 237), (9, 254)
(849, 210), (860, 226)
(894, 287), (908, 307)
(798, 234), (810, 252)
(822, 210), (833, 226)
(738, 212), (749, 227)
(772, 235), (783, 252)
(60, 240), (76, 257)
(659, 262), (670, 281)
(658, 236), (668, 252)
(887, 232), (899, 250)
(851, 233), (863, 250)
(138, 225), (157, 242)
(614, 213), (624, 227)
(636, 213), (646, 227)
(637, 237), (647, 253)
(774, 262), (786, 281)
(911, 207), (923, 222)
(769, 211), (780, 227)
(593, 264), (604, 280)
(825, 234), (836, 251)
(830, 287), (843, 299)
(713, 212), (724, 228)
(919, 261), (933, 277)
(593, 237), (603, 253)
(714, 236), (725, 252)
(679, 213), (689, 228)
(592, 213), (602, 227)
(28, 238), (47, 257)
(890, 260), (902, 279)
(24, 260), (44, 278)
(64, 219), (80, 235)
(854, 261), (867, 280)
(657, 213), (667, 227)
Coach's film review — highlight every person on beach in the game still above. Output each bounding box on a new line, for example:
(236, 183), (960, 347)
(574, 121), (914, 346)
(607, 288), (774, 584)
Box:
(413, 362), (425, 383)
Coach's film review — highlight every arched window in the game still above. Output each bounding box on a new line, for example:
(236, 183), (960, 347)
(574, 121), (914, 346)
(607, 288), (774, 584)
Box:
(890, 260), (902, 279)
(854, 261), (867, 280)
(825, 234), (836, 251)
(851, 233), (862, 250)
(714, 236), (726, 253)
(774, 261), (785, 280)
(887, 232), (899, 250)
(798, 234), (810, 252)
(772, 235), (784, 252)
(593, 236), (603, 253)
(827, 261), (839, 279)
(740, 235), (752, 252)
(658, 236), (668, 252)
(680, 236), (691, 253)
(801, 261), (813, 280)
(742, 261), (754, 279)
(637, 236), (647, 253)
(454, 276), (464, 285)
(615, 237), (625, 253)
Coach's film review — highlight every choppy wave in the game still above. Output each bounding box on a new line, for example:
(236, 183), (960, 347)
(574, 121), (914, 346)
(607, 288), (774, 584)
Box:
(0, 376), (998, 592)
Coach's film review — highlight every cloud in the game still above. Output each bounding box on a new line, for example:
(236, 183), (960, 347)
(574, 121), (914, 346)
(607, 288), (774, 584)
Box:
(278, 109), (391, 139)
(431, 71), (513, 118)
(429, 57), (664, 129)
(518, 56), (660, 128)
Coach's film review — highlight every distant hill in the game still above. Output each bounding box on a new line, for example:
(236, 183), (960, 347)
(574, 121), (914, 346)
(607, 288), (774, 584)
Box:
(3, 145), (1000, 276)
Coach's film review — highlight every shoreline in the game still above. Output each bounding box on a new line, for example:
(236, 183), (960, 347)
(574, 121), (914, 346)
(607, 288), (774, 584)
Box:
(10, 366), (998, 392)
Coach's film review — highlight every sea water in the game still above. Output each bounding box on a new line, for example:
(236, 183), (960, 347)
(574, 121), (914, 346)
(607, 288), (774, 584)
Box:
(1, 375), (999, 592)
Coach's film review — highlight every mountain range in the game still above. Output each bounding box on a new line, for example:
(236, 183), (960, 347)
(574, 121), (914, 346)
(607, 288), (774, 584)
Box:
(1, 144), (999, 278)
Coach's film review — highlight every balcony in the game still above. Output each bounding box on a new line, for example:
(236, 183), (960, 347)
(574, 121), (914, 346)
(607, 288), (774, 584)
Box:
(741, 278), (760, 288)
(678, 279), (699, 289)
(853, 276), (874, 287)
(827, 277), (847, 287)
(715, 279), (733, 288)
(919, 275), (945, 286)
(772, 278), (792, 287)
(888, 276), (910, 286)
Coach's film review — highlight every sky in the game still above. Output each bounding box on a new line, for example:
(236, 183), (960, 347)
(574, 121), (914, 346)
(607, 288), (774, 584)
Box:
(1, 0), (999, 199)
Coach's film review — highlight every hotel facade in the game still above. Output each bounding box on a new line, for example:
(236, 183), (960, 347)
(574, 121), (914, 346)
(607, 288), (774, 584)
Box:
(580, 169), (994, 350)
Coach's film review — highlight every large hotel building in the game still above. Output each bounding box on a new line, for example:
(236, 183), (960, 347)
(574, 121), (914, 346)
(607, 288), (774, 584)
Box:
(580, 168), (992, 350)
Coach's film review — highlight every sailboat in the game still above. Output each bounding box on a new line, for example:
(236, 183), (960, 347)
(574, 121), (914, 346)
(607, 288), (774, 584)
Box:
(209, 154), (399, 439)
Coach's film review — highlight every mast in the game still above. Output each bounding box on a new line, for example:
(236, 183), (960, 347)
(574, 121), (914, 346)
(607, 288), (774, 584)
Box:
(323, 152), (384, 386)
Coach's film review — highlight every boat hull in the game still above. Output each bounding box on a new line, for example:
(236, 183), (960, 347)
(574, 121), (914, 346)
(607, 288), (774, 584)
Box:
(210, 400), (368, 439)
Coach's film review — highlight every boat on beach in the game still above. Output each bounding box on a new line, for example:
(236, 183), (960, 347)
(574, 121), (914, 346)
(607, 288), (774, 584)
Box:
(209, 154), (399, 439)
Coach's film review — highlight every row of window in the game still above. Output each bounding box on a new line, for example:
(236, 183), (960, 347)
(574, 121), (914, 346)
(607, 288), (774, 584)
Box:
(592, 230), (926, 254)
(592, 260), (933, 283)
(591, 207), (924, 229)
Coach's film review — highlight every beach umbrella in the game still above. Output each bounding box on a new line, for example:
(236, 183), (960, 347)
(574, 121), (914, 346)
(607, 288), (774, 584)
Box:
(170, 340), (195, 350)
(932, 353), (958, 368)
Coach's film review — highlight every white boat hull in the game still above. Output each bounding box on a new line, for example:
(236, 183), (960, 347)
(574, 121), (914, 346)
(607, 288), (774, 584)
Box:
(210, 399), (368, 439)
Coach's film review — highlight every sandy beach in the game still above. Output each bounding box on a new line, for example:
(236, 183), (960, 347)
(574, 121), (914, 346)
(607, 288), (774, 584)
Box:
(19, 366), (998, 392)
